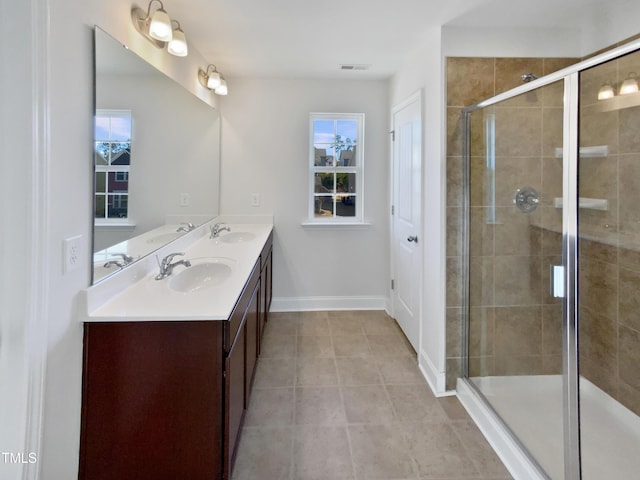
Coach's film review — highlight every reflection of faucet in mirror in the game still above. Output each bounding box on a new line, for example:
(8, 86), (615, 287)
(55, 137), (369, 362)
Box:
(103, 253), (135, 269)
(210, 223), (231, 239)
(155, 252), (191, 280)
(176, 222), (196, 232)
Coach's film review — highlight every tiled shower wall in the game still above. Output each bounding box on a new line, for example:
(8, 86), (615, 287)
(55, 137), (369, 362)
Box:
(445, 48), (640, 417)
(444, 57), (578, 390)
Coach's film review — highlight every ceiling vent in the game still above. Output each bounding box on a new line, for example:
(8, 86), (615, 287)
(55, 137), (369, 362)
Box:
(340, 64), (371, 71)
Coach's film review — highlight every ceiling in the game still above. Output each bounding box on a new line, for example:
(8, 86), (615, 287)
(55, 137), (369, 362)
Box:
(163, 0), (633, 79)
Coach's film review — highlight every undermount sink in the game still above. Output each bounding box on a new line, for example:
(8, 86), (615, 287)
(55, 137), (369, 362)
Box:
(147, 232), (182, 244)
(219, 232), (256, 243)
(169, 258), (233, 293)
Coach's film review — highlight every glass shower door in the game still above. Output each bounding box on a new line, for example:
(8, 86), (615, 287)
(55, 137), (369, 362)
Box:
(466, 80), (566, 478)
(578, 48), (640, 480)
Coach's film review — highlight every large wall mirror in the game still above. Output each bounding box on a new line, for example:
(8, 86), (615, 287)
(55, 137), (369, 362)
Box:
(92, 27), (220, 284)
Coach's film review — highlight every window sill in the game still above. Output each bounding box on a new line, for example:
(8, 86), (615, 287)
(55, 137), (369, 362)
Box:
(94, 221), (137, 231)
(301, 221), (371, 230)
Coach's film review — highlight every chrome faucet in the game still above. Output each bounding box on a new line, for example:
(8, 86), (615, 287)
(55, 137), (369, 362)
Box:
(155, 252), (191, 280)
(112, 253), (134, 264)
(210, 222), (231, 239)
(103, 253), (134, 269)
(176, 222), (196, 232)
(103, 260), (124, 269)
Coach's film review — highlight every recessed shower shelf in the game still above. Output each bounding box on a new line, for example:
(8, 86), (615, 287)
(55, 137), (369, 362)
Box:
(553, 197), (608, 211)
(554, 145), (609, 158)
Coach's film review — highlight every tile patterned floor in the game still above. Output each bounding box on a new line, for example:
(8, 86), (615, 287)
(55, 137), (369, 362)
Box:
(232, 310), (513, 480)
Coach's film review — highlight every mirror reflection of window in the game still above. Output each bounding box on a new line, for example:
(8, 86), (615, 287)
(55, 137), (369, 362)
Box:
(94, 109), (132, 220)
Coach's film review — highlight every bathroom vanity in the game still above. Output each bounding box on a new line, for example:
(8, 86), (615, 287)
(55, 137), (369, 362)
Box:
(79, 221), (273, 480)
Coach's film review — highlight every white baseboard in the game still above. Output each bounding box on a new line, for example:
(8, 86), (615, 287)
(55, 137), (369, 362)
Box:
(456, 378), (545, 480)
(271, 296), (389, 313)
(418, 350), (451, 397)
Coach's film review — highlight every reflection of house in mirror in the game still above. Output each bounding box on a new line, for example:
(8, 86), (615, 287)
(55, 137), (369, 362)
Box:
(314, 147), (334, 166)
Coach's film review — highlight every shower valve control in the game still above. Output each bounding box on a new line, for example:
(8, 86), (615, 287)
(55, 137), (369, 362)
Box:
(407, 236), (418, 243)
(514, 186), (540, 213)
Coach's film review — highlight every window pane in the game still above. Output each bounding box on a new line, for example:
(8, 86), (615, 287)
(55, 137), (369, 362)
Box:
(95, 142), (109, 165)
(313, 119), (334, 143)
(336, 173), (356, 193)
(110, 115), (132, 141)
(314, 173), (334, 193)
(313, 145), (335, 166)
(336, 119), (358, 143)
(337, 147), (356, 166)
(95, 172), (106, 193)
(108, 171), (129, 192)
(107, 194), (128, 218)
(95, 116), (110, 140)
(336, 195), (356, 217)
(94, 194), (106, 218)
(109, 143), (131, 165)
(313, 196), (333, 217)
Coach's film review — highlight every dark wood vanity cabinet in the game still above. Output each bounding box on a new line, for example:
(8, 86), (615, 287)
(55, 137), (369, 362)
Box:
(80, 232), (273, 480)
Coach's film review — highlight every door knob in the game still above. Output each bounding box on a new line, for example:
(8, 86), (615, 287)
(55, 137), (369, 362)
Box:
(407, 236), (418, 243)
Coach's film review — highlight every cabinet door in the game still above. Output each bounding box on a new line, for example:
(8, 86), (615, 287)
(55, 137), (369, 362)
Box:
(245, 281), (259, 404)
(225, 322), (245, 479)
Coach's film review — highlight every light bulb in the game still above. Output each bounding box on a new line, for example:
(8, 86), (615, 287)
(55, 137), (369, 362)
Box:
(149, 8), (172, 42)
(215, 79), (228, 96)
(619, 73), (639, 95)
(597, 83), (615, 100)
(207, 71), (221, 89)
(168, 26), (188, 56)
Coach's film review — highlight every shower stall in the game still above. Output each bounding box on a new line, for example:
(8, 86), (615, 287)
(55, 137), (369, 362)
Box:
(456, 39), (640, 479)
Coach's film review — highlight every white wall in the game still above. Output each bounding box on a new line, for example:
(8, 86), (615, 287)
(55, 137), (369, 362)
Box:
(389, 27), (448, 393)
(219, 78), (390, 310)
(0, 1), (220, 478)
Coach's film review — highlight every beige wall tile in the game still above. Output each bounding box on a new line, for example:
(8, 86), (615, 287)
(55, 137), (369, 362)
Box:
(495, 107), (543, 157)
(447, 57), (495, 107)
(494, 306), (543, 357)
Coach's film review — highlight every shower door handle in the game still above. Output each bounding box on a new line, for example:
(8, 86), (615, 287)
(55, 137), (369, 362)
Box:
(550, 265), (565, 298)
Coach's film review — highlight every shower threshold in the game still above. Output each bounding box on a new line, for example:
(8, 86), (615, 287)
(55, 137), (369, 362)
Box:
(457, 375), (640, 480)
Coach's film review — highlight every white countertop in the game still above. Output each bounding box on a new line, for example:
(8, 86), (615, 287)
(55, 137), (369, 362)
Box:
(83, 219), (273, 322)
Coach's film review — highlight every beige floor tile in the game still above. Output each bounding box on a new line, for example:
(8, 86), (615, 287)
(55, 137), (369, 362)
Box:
(437, 396), (471, 421)
(264, 315), (299, 336)
(298, 314), (330, 335)
(295, 386), (346, 425)
(451, 421), (512, 477)
(349, 423), (416, 479)
(293, 425), (354, 480)
(260, 334), (296, 358)
(254, 357), (296, 388)
(376, 355), (425, 385)
(333, 334), (372, 357)
(361, 313), (401, 335)
(386, 384), (448, 423)
(328, 314), (365, 335)
(244, 387), (294, 427)
(368, 334), (415, 357)
(336, 357), (382, 386)
(297, 335), (334, 357)
(296, 357), (338, 386)
(231, 426), (292, 480)
(404, 422), (479, 477)
(342, 385), (396, 424)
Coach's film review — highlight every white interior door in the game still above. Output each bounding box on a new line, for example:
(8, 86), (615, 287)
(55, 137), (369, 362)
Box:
(391, 93), (422, 352)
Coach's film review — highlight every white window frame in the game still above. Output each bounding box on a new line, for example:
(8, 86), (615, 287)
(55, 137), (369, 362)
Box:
(307, 112), (365, 225)
(95, 109), (132, 224)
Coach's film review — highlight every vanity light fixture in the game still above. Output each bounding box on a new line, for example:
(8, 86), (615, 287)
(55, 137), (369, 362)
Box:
(167, 21), (188, 57)
(619, 72), (639, 95)
(198, 65), (228, 95)
(597, 82), (615, 100)
(132, 0), (188, 57)
(214, 76), (228, 96)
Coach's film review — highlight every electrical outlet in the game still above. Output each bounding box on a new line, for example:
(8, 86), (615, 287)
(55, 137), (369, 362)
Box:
(180, 193), (190, 207)
(63, 235), (82, 274)
(251, 193), (260, 207)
